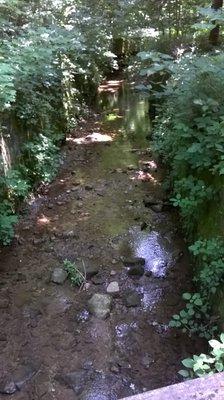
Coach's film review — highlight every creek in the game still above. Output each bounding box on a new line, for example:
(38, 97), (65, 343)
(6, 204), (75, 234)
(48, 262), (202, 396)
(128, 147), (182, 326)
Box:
(0, 79), (204, 400)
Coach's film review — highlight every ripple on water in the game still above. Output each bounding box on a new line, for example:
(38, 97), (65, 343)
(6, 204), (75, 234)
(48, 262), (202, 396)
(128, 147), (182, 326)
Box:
(131, 229), (171, 277)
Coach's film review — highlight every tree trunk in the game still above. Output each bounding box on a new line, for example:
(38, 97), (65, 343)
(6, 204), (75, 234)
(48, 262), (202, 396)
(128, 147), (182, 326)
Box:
(209, 0), (223, 45)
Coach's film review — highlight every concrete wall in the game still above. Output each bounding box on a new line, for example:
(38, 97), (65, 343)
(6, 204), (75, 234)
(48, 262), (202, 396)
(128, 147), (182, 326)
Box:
(122, 373), (224, 400)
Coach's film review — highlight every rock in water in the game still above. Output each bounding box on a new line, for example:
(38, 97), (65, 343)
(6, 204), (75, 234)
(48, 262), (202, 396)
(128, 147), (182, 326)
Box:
(106, 282), (119, 295)
(51, 268), (68, 284)
(88, 294), (112, 319)
(123, 257), (145, 276)
(55, 370), (92, 395)
(123, 257), (145, 267)
(124, 290), (141, 307)
(127, 265), (144, 276)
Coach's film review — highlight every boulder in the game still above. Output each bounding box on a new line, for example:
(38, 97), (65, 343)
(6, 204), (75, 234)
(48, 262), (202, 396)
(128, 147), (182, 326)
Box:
(88, 294), (112, 319)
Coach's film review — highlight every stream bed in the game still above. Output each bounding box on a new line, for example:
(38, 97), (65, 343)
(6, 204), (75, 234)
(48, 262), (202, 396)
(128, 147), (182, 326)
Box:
(0, 80), (204, 400)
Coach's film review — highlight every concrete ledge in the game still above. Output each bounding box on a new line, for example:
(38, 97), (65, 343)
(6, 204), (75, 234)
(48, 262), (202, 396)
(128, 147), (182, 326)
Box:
(122, 373), (224, 400)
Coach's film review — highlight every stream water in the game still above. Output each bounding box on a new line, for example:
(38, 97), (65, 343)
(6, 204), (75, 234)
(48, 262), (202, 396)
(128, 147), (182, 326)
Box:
(0, 80), (203, 400)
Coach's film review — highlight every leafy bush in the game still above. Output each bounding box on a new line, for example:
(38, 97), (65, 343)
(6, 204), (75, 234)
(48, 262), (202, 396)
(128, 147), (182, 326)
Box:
(0, 201), (18, 245)
(171, 177), (214, 233)
(179, 333), (224, 378)
(22, 134), (59, 183)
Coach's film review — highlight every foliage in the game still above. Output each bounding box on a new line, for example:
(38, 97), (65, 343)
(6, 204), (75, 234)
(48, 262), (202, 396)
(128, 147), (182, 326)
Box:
(179, 333), (224, 378)
(0, 0), (118, 245)
(170, 238), (224, 339)
(170, 292), (218, 340)
(0, 200), (18, 245)
(22, 134), (60, 183)
(63, 260), (86, 287)
(170, 177), (214, 233)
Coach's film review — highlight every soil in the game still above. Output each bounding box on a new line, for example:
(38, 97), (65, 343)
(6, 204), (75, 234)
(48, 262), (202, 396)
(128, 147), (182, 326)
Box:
(0, 80), (204, 400)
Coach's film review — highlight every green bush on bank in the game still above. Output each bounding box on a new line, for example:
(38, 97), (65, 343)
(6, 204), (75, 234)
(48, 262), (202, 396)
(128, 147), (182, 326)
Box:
(135, 50), (224, 375)
(0, 2), (115, 245)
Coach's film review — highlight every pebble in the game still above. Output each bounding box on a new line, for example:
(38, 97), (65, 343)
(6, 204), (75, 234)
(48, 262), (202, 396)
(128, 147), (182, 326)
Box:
(106, 282), (119, 295)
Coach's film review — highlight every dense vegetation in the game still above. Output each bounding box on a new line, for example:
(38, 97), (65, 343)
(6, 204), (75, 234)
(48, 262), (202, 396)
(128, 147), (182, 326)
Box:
(1, 0), (224, 379)
(134, 0), (224, 378)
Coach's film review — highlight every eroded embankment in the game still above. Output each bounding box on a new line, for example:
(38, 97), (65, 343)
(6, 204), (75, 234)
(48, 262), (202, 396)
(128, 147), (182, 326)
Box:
(0, 80), (204, 400)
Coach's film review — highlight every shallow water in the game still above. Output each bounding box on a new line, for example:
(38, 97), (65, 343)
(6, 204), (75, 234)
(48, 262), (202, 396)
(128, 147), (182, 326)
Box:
(0, 79), (204, 400)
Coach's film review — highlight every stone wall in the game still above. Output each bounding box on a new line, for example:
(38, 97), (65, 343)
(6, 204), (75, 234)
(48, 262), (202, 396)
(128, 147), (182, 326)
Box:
(122, 373), (224, 400)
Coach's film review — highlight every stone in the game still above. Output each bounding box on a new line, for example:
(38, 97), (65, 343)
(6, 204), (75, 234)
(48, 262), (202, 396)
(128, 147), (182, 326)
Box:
(151, 203), (163, 213)
(110, 270), (117, 276)
(145, 270), (153, 277)
(13, 362), (40, 390)
(141, 354), (154, 369)
(83, 283), (91, 291)
(83, 361), (93, 371)
(124, 290), (141, 307)
(88, 294), (112, 319)
(78, 264), (99, 280)
(123, 257), (145, 267)
(91, 273), (105, 285)
(63, 230), (77, 239)
(107, 282), (119, 295)
(0, 363), (39, 395)
(0, 380), (17, 395)
(85, 185), (93, 191)
(51, 268), (68, 284)
(55, 370), (92, 395)
(127, 265), (144, 277)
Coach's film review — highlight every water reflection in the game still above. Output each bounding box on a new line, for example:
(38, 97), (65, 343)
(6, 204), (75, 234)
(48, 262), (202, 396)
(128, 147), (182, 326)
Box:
(132, 230), (169, 277)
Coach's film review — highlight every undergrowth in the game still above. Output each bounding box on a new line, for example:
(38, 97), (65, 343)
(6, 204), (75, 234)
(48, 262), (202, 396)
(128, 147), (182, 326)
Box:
(135, 50), (224, 378)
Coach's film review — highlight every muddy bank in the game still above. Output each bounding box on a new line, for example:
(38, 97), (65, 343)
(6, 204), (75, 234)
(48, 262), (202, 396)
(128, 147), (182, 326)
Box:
(0, 80), (204, 399)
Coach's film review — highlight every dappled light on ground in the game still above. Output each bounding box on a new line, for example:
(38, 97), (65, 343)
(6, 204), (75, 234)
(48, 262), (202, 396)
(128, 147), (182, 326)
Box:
(98, 80), (124, 93)
(67, 131), (114, 144)
(37, 214), (50, 226)
(131, 170), (158, 184)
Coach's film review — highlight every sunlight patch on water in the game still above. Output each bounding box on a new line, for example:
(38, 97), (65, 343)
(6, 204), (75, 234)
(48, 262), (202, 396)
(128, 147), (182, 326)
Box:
(142, 288), (163, 311)
(115, 322), (138, 338)
(131, 230), (170, 277)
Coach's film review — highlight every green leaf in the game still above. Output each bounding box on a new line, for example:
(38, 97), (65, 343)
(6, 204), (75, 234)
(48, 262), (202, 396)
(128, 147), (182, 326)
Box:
(183, 293), (192, 300)
(182, 358), (194, 369)
(209, 340), (222, 349)
(178, 369), (189, 378)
